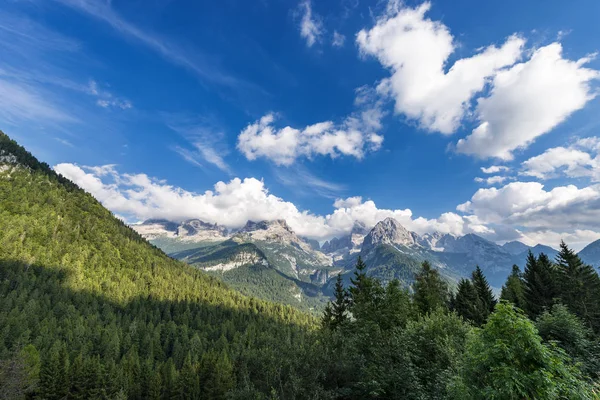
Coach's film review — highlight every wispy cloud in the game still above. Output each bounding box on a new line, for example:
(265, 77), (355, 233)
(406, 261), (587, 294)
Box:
(166, 114), (232, 174)
(297, 0), (324, 47)
(274, 165), (346, 198)
(53, 0), (243, 88)
(87, 80), (132, 110)
(0, 78), (77, 125)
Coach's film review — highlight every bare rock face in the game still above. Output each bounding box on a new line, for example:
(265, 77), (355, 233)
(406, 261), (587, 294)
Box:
(322, 221), (369, 256)
(178, 219), (228, 240)
(132, 218), (227, 241)
(361, 217), (416, 252)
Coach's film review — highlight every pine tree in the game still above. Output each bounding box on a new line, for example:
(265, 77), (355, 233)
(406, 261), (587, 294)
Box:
(413, 261), (449, 315)
(323, 274), (349, 330)
(348, 256), (380, 321)
(555, 241), (600, 332)
(38, 342), (69, 400)
(348, 256), (370, 304)
(453, 279), (481, 325)
(471, 266), (496, 321)
(500, 265), (525, 309)
(176, 355), (200, 400)
(522, 251), (557, 318)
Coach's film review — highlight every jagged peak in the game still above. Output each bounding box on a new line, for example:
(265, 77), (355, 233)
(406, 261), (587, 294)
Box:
(241, 219), (294, 233)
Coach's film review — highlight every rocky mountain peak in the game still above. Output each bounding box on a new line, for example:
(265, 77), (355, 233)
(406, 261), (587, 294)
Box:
(362, 217), (416, 251)
(178, 219), (228, 238)
(502, 240), (530, 255)
(241, 219), (293, 233)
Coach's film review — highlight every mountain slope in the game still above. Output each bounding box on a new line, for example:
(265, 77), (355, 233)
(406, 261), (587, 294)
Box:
(0, 132), (314, 398)
(502, 241), (530, 255)
(578, 239), (600, 268)
(170, 239), (329, 311)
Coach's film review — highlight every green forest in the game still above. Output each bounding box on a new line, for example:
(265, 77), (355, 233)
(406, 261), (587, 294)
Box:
(1, 131), (600, 399)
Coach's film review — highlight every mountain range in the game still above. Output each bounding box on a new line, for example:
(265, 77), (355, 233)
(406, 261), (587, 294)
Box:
(133, 215), (600, 310)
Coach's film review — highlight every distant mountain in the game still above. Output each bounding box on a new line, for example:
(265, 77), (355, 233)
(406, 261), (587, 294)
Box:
(511, 244), (559, 268)
(578, 239), (600, 268)
(134, 218), (334, 309)
(321, 221), (368, 264)
(362, 217), (418, 251)
(134, 214), (579, 307)
(502, 241), (530, 255)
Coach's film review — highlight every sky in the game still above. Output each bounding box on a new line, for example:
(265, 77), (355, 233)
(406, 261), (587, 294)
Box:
(2, 0), (600, 250)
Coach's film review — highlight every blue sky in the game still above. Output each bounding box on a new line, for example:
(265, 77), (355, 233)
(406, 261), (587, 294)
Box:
(2, 0), (600, 250)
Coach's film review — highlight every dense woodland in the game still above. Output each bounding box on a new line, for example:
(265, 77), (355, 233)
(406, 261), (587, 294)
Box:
(1, 131), (600, 399)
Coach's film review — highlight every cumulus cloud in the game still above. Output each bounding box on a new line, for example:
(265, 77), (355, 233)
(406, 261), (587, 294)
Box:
(356, 1), (599, 160)
(521, 136), (600, 181)
(297, 0), (323, 47)
(55, 163), (485, 241)
(237, 88), (385, 165)
(457, 181), (600, 233)
(474, 176), (508, 186)
(517, 229), (600, 252)
(456, 44), (600, 159)
(357, 2), (524, 134)
(481, 165), (509, 174)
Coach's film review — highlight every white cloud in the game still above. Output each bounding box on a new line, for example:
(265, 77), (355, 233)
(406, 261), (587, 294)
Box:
(167, 119), (231, 174)
(332, 31), (346, 47)
(55, 163), (485, 241)
(517, 229), (600, 252)
(521, 136), (600, 181)
(273, 166), (346, 199)
(298, 0), (323, 47)
(237, 89), (385, 165)
(457, 181), (600, 234)
(87, 80), (132, 110)
(0, 78), (76, 125)
(481, 165), (509, 174)
(357, 2), (524, 134)
(455, 44), (600, 159)
(474, 176), (508, 186)
(55, 163), (600, 250)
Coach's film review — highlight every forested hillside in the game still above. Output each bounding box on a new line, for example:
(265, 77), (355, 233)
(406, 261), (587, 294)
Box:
(0, 132), (319, 399)
(1, 131), (599, 399)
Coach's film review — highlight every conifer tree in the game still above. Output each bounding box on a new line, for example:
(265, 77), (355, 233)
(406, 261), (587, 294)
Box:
(38, 342), (69, 400)
(348, 256), (370, 303)
(500, 265), (525, 309)
(348, 256), (380, 320)
(413, 261), (449, 315)
(323, 274), (349, 330)
(523, 252), (557, 318)
(471, 266), (496, 320)
(453, 279), (481, 324)
(177, 355), (200, 400)
(555, 241), (600, 332)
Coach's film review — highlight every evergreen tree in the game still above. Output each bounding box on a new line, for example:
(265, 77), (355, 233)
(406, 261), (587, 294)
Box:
(500, 264), (525, 309)
(555, 241), (600, 332)
(453, 279), (481, 325)
(322, 274), (349, 330)
(471, 266), (496, 321)
(176, 355), (200, 400)
(348, 256), (370, 303)
(413, 261), (449, 315)
(348, 256), (381, 321)
(522, 251), (557, 318)
(37, 343), (69, 400)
